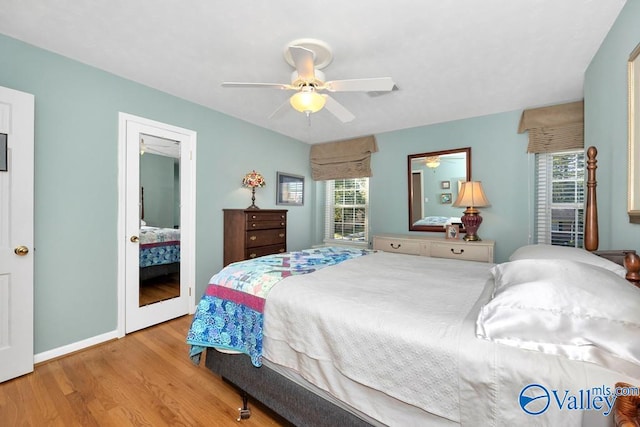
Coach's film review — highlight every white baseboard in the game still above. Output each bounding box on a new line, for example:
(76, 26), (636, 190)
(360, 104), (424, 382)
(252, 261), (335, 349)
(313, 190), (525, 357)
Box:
(34, 329), (120, 364)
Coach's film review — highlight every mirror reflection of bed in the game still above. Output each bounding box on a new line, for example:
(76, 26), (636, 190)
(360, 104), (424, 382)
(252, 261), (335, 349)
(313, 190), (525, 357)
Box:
(408, 147), (471, 232)
(138, 136), (181, 307)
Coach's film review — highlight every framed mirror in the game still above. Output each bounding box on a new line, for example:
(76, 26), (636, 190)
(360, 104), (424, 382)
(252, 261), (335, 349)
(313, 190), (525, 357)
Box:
(628, 42), (640, 223)
(139, 135), (181, 307)
(408, 147), (471, 232)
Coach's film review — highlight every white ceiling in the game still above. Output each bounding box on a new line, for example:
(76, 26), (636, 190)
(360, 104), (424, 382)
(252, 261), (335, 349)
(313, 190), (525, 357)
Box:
(0, 0), (627, 144)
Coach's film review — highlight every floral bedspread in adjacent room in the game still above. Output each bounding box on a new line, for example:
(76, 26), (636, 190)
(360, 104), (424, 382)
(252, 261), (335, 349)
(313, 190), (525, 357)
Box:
(186, 246), (372, 366)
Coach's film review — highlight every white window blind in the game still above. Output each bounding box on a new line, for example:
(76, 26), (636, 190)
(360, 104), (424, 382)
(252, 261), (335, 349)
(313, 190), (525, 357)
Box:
(324, 178), (369, 245)
(535, 150), (585, 247)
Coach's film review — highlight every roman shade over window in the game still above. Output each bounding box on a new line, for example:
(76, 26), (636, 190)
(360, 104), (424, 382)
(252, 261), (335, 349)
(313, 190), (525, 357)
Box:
(518, 101), (584, 153)
(310, 135), (377, 180)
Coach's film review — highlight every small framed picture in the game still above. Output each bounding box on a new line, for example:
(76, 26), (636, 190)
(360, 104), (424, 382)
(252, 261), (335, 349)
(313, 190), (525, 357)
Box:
(446, 224), (460, 240)
(276, 172), (304, 206)
(440, 193), (452, 204)
(441, 180), (450, 189)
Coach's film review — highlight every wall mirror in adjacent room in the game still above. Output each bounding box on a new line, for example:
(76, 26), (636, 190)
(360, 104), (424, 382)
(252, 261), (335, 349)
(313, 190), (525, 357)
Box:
(408, 147), (471, 232)
(628, 42), (640, 223)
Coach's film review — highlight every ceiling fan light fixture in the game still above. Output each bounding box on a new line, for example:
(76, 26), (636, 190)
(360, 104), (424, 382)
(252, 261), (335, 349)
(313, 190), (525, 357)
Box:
(425, 156), (441, 168)
(289, 87), (326, 114)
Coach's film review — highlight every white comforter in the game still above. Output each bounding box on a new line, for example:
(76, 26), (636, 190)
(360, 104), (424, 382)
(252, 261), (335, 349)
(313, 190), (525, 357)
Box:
(262, 251), (640, 426)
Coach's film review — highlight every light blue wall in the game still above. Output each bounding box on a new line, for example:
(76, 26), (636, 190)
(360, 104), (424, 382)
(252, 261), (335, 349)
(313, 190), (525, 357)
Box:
(0, 34), (314, 354)
(585, 0), (640, 250)
(141, 154), (177, 228)
(414, 157), (467, 218)
(369, 112), (531, 263)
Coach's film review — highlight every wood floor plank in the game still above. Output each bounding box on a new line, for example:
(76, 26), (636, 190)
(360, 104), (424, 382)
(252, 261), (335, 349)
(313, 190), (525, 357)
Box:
(0, 315), (288, 426)
(37, 363), (89, 427)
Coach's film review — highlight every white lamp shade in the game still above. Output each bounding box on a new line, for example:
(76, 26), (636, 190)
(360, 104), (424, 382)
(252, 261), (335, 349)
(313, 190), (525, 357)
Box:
(290, 89), (326, 113)
(452, 181), (490, 208)
(425, 156), (440, 168)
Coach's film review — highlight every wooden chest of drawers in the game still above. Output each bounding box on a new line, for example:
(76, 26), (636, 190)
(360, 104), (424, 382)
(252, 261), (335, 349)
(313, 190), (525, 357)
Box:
(223, 209), (287, 266)
(373, 234), (495, 263)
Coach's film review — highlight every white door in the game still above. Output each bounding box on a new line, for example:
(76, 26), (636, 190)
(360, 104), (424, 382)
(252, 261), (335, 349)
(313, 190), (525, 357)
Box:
(0, 86), (34, 382)
(118, 114), (196, 334)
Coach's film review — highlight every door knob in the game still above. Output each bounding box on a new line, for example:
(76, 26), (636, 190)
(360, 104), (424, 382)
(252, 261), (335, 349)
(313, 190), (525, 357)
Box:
(130, 236), (140, 243)
(14, 246), (29, 256)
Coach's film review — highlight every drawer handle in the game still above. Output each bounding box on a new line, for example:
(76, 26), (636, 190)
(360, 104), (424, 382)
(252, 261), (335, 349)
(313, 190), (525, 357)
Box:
(279, 233), (285, 238)
(252, 223), (256, 227)
(281, 215), (285, 219)
(278, 248), (285, 253)
(249, 253), (257, 258)
(451, 248), (465, 255)
(252, 215), (257, 219)
(390, 243), (401, 249)
(250, 236), (257, 241)
(280, 222), (285, 226)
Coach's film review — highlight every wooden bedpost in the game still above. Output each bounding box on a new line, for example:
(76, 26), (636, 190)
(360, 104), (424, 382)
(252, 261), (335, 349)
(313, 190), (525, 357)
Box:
(584, 146), (598, 251)
(624, 252), (640, 287)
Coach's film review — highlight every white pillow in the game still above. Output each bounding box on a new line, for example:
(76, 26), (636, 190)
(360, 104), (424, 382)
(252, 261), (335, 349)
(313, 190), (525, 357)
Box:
(477, 259), (640, 367)
(509, 244), (627, 278)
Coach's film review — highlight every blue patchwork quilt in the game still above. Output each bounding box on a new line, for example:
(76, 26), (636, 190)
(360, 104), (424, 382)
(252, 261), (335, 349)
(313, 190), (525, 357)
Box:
(186, 246), (372, 366)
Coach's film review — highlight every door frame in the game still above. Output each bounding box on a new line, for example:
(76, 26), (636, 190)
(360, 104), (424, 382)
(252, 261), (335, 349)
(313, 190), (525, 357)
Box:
(116, 113), (196, 337)
(411, 170), (424, 221)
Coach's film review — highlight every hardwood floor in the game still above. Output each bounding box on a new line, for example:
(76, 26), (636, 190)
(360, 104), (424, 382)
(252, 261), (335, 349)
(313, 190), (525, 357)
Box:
(139, 273), (180, 307)
(0, 316), (288, 426)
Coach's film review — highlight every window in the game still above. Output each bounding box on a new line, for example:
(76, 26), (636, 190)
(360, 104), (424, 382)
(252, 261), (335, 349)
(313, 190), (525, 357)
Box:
(324, 178), (369, 245)
(535, 150), (585, 247)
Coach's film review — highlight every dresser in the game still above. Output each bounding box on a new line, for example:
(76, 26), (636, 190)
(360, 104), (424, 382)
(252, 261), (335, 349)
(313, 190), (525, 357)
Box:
(223, 209), (287, 266)
(373, 233), (495, 263)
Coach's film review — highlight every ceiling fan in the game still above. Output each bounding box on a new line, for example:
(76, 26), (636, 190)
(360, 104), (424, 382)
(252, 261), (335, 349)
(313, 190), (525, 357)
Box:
(221, 39), (396, 123)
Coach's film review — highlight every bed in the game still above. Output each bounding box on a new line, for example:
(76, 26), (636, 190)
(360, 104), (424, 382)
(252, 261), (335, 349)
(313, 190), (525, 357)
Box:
(139, 226), (180, 281)
(412, 215), (462, 228)
(187, 146), (640, 426)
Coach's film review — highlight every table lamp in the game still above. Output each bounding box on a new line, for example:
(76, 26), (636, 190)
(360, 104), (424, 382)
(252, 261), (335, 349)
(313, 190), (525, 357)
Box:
(452, 181), (491, 241)
(242, 170), (265, 209)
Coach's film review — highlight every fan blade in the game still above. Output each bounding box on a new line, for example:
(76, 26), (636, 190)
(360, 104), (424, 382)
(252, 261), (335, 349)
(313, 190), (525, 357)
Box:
(288, 46), (316, 81)
(324, 77), (395, 92)
(323, 95), (355, 123)
(268, 99), (291, 120)
(221, 82), (294, 90)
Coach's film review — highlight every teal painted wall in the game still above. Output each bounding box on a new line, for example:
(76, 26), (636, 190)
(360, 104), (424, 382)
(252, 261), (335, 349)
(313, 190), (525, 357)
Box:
(0, 34), (314, 354)
(369, 111), (531, 263)
(141, 154), (178, 229)
(585, 0), (640, 251)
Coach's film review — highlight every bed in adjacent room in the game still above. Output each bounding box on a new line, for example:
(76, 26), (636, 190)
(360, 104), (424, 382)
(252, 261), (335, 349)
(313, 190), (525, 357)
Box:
(187, 146), (640, 426)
